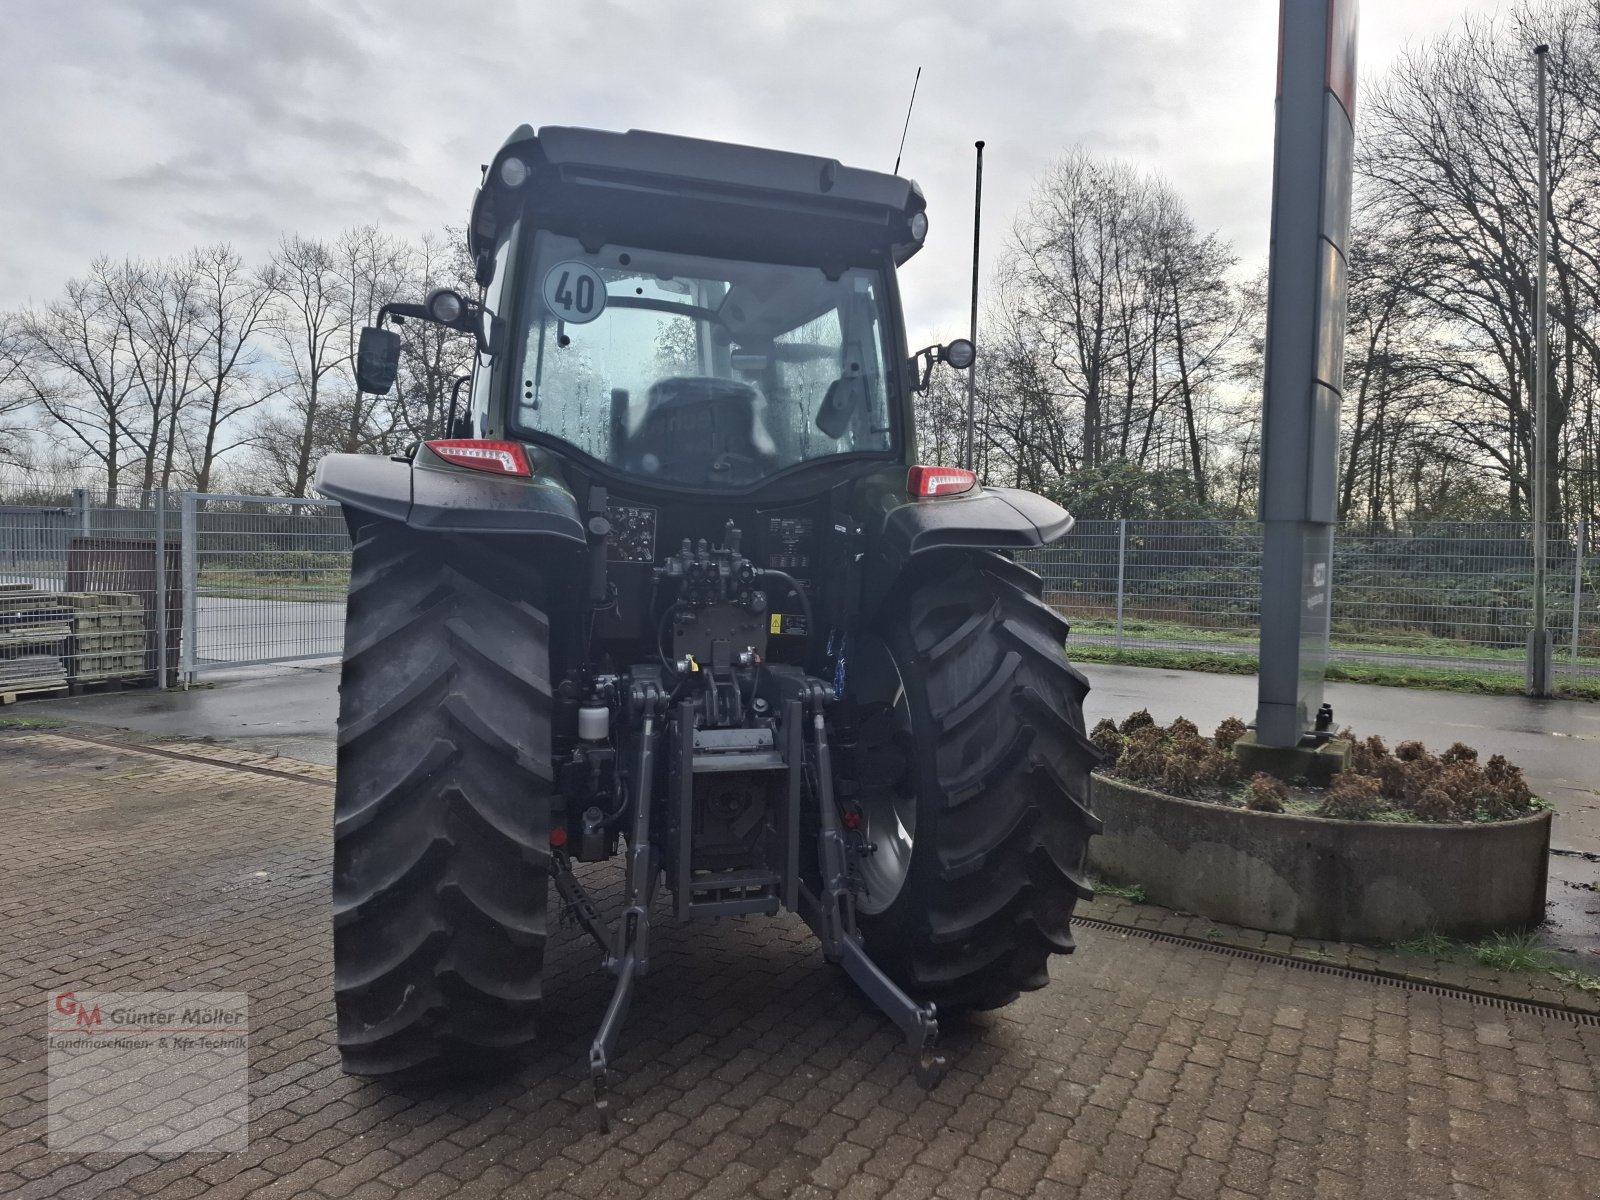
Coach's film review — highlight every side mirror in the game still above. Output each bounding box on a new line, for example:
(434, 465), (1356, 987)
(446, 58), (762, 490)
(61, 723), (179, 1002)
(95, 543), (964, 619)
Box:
(817, 375), (868, 439)
(355, 327), (402, 395)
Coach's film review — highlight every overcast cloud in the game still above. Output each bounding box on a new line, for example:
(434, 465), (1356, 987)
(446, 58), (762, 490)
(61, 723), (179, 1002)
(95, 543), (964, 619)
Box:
(0, 0), (1502, 345)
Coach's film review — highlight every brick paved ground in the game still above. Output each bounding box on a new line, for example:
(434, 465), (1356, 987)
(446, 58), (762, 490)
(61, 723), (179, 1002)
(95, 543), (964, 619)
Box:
(2, 729), (1599, 1199)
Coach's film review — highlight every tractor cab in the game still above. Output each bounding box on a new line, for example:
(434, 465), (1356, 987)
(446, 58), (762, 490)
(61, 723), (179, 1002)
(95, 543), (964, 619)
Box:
(364, 125), (948, 494)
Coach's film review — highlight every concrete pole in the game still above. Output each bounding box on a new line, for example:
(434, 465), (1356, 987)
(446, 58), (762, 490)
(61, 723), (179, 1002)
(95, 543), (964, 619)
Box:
(964, 140), (985, 473)
(1528, 44), (1553, 697)
(1253, 0), (1357, 746)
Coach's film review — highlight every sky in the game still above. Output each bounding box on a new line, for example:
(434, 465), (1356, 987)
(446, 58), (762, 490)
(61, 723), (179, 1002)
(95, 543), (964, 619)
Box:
(0, 0), (1507, 347)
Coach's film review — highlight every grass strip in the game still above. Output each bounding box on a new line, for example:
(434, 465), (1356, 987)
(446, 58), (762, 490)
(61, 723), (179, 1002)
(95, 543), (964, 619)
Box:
(1066, 643), (1600, 700)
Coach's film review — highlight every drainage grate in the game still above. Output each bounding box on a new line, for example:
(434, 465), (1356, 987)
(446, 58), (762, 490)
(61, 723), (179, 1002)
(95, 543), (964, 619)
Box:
(1072, 915), (1600, 1026)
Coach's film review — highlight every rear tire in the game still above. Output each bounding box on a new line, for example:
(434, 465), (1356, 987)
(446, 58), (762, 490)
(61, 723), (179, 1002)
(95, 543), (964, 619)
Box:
(850, 552), (1099, 1012)
(333, 517), (555, 1077)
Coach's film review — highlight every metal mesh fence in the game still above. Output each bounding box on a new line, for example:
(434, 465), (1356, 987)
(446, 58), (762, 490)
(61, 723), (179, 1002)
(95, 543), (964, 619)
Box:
(182, 494), (349, 674)
(1030, 520), (1263, 651)
(0, 494), (172, 696)
(2, 495), (1595, 690)
(1, 491), (348, 694)
(1024, 518), (1597, 680)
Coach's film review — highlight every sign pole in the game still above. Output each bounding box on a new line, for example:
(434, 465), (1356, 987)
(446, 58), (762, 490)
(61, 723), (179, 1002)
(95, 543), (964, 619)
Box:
(964, 140), (985, 473)
(1528, 43), (1553, 697)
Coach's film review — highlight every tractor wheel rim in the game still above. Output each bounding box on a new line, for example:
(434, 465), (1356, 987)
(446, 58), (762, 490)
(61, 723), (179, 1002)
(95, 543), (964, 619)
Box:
(851, 634), (917, 915)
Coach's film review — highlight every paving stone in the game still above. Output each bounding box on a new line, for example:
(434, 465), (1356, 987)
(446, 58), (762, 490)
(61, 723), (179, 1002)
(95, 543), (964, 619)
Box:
(2, 728), (1599, 1199)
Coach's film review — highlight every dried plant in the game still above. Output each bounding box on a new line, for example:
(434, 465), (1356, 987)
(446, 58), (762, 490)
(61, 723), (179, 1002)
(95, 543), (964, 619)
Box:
(1117, 726), (1167, 783)
(1119, 708), (1156, 736)
(1158, 753), (1200, 797)
(1374, 757), (1412, 800)
(1394, 740), (1427, 763)
(1169, 732), (1213, 762)
(1494, 765), (1533, 808)
(1089, 718), (1123, 765)
(1213, 717), (1248, 750)
(1245, 773), (1287, 812)
(1348, 733), (1389, 773)
(1320, 773), (1384, 820)
(1436, 763), (1482, 805)
(1196, 749), (1243, 787)
(1103, 715), (1537, 827)
(1411, 787), (1456, 823)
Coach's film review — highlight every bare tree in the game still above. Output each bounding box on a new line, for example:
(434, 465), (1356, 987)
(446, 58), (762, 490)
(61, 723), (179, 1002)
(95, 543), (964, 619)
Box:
(333, 224), (410, 453)
(1334, 226), (1437, 525)
(0, 314), (36, 468)
(910, 339), (974, 469)
(184, 244), (282, 491)
(1145, 191), (1246, 504)
(1359, 2), (1600, 521)
(263, 234), (349, 496)
(11, 259), (146, 502)
(987, 149), (1249, 504)
(109, 256), (207, 492)
(387, 230), (477, 445)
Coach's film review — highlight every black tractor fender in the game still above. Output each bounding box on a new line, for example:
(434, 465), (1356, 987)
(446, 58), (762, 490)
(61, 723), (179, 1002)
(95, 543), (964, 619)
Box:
(861, 486), (1074, 617)
(314, 453), (588, 543)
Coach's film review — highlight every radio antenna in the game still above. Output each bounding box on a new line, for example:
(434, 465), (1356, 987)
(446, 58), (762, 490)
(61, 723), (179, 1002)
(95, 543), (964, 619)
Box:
(892, 66), (922, 176)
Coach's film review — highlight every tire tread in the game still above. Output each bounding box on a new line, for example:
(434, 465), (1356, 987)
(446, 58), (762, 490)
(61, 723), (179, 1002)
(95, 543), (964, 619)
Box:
(333, 518), (553, 1077)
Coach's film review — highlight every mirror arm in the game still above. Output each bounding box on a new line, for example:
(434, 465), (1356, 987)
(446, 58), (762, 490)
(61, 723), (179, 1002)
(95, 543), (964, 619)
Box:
(445, 374), (472, 440)
(378, 302), (430, 326)
(908, 345), (938, 393)
(376, 300), (495, 357)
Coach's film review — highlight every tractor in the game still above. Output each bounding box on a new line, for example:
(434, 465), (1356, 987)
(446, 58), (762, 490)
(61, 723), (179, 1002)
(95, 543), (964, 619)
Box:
(316, 125), (1098, 1125)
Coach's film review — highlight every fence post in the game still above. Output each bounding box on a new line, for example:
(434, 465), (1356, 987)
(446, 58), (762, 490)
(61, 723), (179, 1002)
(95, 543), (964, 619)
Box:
(1115, 518), (1128, 650)
(180, 493), (198, 687)
(153, 489), (167, 690)
(71, 487), (90, 537)
(1573, 518), (1587, 664)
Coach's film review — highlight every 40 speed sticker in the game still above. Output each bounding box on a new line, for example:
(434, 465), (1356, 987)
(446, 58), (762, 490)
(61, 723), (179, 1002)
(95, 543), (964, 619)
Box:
(542, 260), (607, 324)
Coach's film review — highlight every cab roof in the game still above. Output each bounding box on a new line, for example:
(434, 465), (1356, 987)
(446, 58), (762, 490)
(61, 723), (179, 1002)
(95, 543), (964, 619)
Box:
(468, 125), (928, 278)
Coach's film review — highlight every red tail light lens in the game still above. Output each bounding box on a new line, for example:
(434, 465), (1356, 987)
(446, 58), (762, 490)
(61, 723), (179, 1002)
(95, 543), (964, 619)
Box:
(908, 465), (977, 497)
(425, 439), (531, 477)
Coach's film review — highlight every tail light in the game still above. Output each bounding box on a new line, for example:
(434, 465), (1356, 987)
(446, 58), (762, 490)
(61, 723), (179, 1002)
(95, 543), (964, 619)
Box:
(425, 439), (531, 477)
(908, 465), (977, 497)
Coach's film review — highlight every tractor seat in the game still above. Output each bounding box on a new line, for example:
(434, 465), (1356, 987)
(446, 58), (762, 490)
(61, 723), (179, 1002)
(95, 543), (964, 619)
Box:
(619, 377), (779, 484)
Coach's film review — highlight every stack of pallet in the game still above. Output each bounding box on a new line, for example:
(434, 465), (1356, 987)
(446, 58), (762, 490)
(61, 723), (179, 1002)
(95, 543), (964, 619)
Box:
(64, 592), (148, 684)
(0, 584), (72, 698)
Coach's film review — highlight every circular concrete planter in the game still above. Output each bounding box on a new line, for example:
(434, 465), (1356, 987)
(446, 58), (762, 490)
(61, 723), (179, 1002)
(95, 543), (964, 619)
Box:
(1089, 774), (1552, 943)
